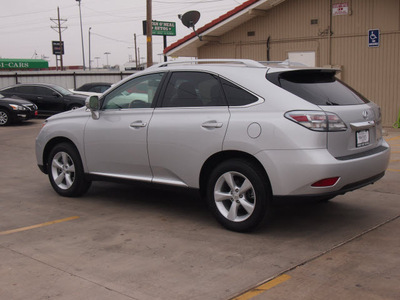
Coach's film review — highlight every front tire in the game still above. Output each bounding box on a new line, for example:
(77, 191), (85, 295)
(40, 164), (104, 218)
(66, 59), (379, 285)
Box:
(0, 109), (10, 126)
(47, 143), (91, 197)
(206, 159), (271, 232)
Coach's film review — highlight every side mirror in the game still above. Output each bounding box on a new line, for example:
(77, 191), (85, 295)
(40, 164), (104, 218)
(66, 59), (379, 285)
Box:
(85, 95), (100, 119)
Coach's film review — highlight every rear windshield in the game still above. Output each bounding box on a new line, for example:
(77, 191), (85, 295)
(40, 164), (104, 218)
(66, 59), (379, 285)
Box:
(267, 70), (369, 105)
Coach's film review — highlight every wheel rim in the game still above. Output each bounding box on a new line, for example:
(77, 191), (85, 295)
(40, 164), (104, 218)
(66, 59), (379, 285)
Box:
(214, 171), (256, 222)
(51, 151), (76, 190)
(0, 111), (8, 125)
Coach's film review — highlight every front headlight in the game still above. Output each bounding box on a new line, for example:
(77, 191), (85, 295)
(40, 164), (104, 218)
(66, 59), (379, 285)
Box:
(9, 104), (26, 110)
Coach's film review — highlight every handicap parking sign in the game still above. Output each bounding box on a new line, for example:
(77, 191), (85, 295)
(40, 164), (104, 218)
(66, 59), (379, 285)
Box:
(368, 29), (380, 47)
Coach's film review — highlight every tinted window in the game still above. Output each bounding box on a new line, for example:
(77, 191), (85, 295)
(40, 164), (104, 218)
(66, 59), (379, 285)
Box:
(90, 85), (110, 93)
(103, 73), (164, 109)
(162, 72), (226, 107)
(220, 78), (258, 106)
(35, 87), (55, 96)
(267, 70), (369, 105)
(15, 86), (36, 94)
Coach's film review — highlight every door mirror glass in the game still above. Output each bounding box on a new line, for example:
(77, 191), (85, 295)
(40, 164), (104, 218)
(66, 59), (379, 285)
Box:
(86, 95), (100, 110)
(86, 95), (100, 120)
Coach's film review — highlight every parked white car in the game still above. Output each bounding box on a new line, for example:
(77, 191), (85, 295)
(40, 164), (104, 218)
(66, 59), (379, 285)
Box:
(35, 59), (390, 232)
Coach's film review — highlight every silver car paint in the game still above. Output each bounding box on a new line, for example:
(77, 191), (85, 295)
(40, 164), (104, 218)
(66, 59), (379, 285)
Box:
(36, 63), (390, 198)
(84, 108), (153, 182)
(148, 106), (230, 187)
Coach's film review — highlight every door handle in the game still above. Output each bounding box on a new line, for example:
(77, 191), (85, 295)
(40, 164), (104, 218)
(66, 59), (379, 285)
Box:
(130, 121), (147, 128)
(201, 121), (223, 129)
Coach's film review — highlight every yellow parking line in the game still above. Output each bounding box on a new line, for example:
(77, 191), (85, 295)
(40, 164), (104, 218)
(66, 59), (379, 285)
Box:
(231, 274), (291, 300)
(0, 216), (80, 236)
(387, 169), (400, 172)
(386, 135), (400, 142)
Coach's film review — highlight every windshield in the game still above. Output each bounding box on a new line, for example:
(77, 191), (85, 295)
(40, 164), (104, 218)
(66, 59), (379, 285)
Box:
(267, 70), (369, 106)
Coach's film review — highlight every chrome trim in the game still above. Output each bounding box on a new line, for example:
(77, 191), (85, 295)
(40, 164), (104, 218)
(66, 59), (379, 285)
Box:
(350, 121), (375, 130)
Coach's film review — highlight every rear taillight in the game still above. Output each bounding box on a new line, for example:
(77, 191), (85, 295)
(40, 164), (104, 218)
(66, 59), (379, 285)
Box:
(312, 177), (340, 187)
(284, 111), (347, 132)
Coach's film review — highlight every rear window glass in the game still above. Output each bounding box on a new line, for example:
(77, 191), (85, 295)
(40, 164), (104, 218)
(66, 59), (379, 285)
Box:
(267, 70), (369, 105)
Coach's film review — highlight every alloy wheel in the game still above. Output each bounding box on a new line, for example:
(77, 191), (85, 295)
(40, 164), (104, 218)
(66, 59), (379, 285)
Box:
(51, 151), (76, 190)
(213, 171), (256, 222)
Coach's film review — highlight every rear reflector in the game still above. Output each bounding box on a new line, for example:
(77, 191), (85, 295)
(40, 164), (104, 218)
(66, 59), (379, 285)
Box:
(312, 177), (340, 187)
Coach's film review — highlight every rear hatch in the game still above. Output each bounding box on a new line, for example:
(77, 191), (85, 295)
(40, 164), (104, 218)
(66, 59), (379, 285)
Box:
(267, 69), (384, 158)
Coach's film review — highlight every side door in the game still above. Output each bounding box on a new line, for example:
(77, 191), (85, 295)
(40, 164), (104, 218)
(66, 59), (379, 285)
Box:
(34, 86), (64, 113)
(84, 72), (165, 181)
(148, 71), (230, 188)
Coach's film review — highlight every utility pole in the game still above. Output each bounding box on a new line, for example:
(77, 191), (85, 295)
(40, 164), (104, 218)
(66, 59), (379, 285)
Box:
(146, 0), (153, 67)
(76, 0), (86, 70)
(50, 7), (67, 70)
(89, 27), (92, 70)
(134, 33), (138, 70)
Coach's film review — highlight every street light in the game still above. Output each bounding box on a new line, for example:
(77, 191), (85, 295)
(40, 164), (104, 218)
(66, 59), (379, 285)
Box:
(76, 0), (86, 70)
(94, 56), (100, 68)
(104, 52), (111, 68)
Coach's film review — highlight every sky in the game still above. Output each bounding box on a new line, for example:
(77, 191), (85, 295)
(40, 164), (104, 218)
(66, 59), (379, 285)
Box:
(0, 0), (248, 68)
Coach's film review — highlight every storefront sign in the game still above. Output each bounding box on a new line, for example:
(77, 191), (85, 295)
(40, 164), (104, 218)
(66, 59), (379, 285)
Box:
(143, 20), (176, 36)
(0, 59), (49, 69)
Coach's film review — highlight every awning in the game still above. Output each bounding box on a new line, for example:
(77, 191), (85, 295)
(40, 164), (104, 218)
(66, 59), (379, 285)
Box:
(164, 0), (286, 57)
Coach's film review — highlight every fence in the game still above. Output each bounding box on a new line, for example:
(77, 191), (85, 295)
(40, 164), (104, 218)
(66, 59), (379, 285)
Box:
(0, 70), (137, 90)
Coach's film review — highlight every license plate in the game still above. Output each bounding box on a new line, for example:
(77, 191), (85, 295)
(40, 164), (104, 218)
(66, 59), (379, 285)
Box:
(356, 130), (370, 147)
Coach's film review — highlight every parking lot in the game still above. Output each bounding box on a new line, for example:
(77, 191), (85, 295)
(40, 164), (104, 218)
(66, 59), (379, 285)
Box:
(1, 119), (399, 300)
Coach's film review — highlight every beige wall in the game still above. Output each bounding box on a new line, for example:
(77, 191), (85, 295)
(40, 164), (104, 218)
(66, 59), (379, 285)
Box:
(198, 0), (400, 126)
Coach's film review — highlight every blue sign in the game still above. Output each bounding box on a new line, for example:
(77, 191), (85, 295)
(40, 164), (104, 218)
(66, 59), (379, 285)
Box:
(368, 29), (380, 47)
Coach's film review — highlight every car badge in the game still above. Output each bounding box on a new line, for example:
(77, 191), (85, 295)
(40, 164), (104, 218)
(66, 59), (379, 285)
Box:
(362, 110), (369, 119)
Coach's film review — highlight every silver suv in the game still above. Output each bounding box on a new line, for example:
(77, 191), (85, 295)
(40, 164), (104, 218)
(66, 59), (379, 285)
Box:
(35, 59), (390, 232)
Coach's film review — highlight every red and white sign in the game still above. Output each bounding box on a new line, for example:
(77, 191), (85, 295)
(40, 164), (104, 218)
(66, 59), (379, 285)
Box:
(332, 3), (349, 16)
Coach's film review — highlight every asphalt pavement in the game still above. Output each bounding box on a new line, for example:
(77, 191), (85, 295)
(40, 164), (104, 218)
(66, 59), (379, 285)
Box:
(1, 119), (399, 300)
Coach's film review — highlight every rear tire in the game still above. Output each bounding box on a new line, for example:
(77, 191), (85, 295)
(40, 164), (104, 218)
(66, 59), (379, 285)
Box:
(206, 159), (271, 232)
(47, 143), (91, 197)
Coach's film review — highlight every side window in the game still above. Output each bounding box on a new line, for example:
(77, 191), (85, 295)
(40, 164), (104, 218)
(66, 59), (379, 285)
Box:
(17, 86), (35, 94)
(3, 87), (17, 93)
(162, 72), (226, 107)
(35, 87), (55, 96)
(92, 85), (109, 93)
(221, 78), (258, 106)
(103, 73), (164, 110)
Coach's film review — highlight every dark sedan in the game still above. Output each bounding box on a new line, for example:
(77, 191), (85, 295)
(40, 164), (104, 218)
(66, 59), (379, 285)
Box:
(76, 82), (112, 93)
(0, 93), (37, 126)
(0, 83), (87, 115)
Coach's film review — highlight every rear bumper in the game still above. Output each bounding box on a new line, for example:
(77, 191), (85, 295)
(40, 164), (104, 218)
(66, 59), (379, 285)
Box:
(274, 171), (385, 201)
(255, 142), (390, 196)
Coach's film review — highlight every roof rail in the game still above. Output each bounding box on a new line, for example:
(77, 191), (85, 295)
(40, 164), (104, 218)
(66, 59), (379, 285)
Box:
(149, 59), (265, 69)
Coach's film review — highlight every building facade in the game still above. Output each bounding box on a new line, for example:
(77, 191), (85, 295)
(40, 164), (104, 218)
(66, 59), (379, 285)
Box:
(165, 0), (400, 127)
